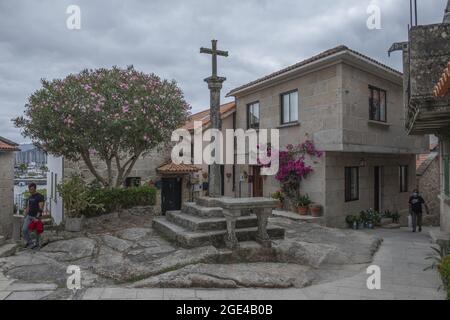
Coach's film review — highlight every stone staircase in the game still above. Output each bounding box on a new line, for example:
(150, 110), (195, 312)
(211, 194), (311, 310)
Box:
(153, 200), (285, 249)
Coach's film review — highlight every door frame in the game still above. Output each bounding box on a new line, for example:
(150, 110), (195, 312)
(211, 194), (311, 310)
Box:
(252, 166), (263, 197)
(374, 166), (382, 212)
(161, 177), (182, 214)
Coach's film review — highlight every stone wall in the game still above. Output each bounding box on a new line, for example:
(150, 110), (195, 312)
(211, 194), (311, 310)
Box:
(0, 152), (14, 237)
(341, 63), (427, 154)
(63, 147), (171, 186)
(324, 152), (417, 228)
(440, 136), (450, 234)
(416, 153), (440, 217)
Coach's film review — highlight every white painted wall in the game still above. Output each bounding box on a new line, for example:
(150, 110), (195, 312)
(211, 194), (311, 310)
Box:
(46, 154), (64, 225)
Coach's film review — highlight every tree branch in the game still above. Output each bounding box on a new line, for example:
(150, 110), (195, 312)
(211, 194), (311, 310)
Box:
(80, 149), (109, 187)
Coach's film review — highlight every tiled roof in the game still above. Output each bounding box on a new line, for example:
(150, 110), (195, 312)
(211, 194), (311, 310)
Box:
(157, 162), (201, 174)
(0, 136), (19, 152)
(183, 102), (236, 131)
(227, 45), (402, 96)
(433, 62), (450, 97)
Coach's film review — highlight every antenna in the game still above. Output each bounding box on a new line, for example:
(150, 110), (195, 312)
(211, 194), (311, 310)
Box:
(410, 0), (418, 28)
(414, 0), (418, 25)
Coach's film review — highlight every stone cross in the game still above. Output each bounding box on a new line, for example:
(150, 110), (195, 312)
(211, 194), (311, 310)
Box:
(200, 40), (228, 198)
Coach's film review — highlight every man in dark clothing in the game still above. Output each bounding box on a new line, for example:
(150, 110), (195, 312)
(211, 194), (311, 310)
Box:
(22, 183), (45, 249)
(408, 189), (429, 233)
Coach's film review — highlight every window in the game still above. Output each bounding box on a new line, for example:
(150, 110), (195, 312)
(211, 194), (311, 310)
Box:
(369, 86), (387, 122)
(247, 102), (260, 129)
(444, 156), (449, 197)
(125, 177), (141, 188)
(399, 166), (408, 193)
(281, 90), (299, 124)
(345, 167), (359, 202)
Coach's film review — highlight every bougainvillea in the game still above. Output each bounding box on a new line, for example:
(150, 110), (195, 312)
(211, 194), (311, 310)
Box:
(275, 140), (323, 198)
(14, 66), (190, 187)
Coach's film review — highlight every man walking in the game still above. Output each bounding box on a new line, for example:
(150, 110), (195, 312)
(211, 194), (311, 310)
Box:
(408, 189), (429, 233)
(22, 183), (45, 249)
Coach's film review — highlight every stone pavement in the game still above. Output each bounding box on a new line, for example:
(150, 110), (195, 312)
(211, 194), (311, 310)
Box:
(80, 227), (446, 300)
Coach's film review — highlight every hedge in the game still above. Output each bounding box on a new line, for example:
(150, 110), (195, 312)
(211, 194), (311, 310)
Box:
(82, 185), (156, 217)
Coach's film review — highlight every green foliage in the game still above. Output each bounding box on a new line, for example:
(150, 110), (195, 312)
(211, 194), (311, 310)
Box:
(296, 194), (312, 207)
(360, 209), (382, 225)
(14, 66), (190, 187)
(57, 175), (103, 218)
(383, 210), (400, 223)
(439, 255), (450, 292)
(82, 185), (156, 217)
(271, 190), (284, 202)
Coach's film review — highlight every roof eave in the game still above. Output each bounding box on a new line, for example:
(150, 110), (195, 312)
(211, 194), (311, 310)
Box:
(227, 50), (403, 97)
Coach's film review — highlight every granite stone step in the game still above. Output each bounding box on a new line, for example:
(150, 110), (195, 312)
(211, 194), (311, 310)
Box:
(0, 243), (18, 258)
(166, 211), (258, 231)
(181, 202), (224, 218)
(152, 217), (285, 249)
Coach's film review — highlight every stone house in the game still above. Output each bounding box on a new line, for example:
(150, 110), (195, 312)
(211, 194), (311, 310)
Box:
(46, 102), (236, 222)
(0, 136), (19, 237)
(227, 45), (428, 227)
(390, 1), (450, 241)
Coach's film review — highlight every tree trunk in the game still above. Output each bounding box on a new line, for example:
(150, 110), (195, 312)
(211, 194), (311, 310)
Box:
(80, 149), (109, 187)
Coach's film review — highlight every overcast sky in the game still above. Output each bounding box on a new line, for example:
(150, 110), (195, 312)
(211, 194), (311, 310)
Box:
(0, 0), (447, 143)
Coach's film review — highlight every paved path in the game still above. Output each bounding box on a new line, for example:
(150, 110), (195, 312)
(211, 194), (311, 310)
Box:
(1, 227), (446, 300)
(81, 227), (446, 300)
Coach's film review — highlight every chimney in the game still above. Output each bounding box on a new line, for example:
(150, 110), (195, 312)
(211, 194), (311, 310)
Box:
(445, 0), (450, 23)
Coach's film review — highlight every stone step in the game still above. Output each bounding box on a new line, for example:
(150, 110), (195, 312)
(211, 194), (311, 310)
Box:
(0, 243), (18, 258)
(195, 197), (223, 208)
(182, 202), (224, 218)
(166, 211), (258, 231)
(152, 217), (285, 249)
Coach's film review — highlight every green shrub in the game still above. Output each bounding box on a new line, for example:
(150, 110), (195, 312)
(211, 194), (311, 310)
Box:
(439, 255), (450, 297)
(82, 185), (156, 217)
(57, 175), (103, 218)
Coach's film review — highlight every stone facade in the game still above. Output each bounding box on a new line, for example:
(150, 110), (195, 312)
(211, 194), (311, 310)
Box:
(229, 47), (427, 228)
(0, 151), (16, 237)
(391, 2), (450, 236)
(416, 152), (440, 217)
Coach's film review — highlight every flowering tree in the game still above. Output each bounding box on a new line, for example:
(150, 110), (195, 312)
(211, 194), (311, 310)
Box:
(14, 66), (190, 187)
(275, 140), (323, 198)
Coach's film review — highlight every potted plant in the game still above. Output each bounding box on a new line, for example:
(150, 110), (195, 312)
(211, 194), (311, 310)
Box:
(346, 214), (360, 230)
(391, 211), (401, 224)
(58, 175), (103, 232)
(271, 190), (284, 210)
(297, 194), (312, 215)
(310, 203), (322, 217)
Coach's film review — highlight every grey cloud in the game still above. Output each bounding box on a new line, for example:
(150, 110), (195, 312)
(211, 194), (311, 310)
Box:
(0, 0), (447, 143)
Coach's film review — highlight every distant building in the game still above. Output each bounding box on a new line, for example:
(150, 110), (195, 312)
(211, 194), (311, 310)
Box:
(14, 144), (47, 166)
(0, 136), (20, 237)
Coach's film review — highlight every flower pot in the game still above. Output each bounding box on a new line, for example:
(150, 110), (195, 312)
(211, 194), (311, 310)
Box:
(352, 221), (359, 230)
(298, 206), (309, 216)
(310, 205), (322, 217)
(65, 217), (84, 232)
(277, 202), (283, 210)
